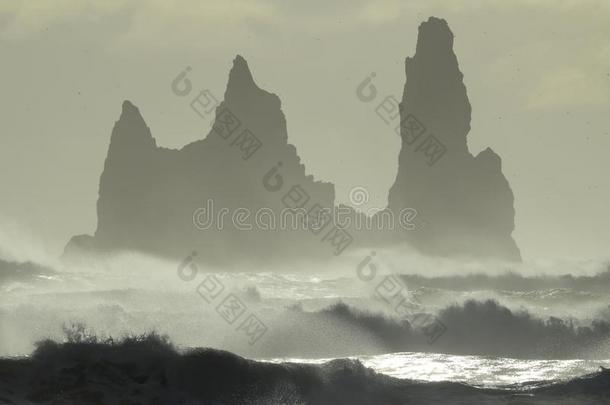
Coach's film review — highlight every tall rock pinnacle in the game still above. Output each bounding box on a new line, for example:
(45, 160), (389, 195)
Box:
(387, 17), (521, 261)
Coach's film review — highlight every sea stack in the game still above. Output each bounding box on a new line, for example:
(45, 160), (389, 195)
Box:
(386, 17), (521, 261)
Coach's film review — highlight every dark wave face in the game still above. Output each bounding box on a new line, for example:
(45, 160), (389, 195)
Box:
(251, 300), (610, 360)
(2, 289), (610, 360)
(433, 299), (610, 359)
(0, 336), (608, 405)
(2, 254), (610, 405)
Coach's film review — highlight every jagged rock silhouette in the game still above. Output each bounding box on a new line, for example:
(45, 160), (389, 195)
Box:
(65, 18), (521, 264)
(66, 56), (337, 265)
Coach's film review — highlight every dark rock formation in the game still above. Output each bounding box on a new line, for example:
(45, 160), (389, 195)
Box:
(386, 17), (521, 261)
(65, 17), (521, 264)
(66, 56), (337, 265)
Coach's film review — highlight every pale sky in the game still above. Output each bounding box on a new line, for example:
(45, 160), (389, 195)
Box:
(0, 0), (609, 261)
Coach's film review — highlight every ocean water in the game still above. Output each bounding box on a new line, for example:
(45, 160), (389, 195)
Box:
(2, 253), (610, 403)
(267, 352), (610, 388)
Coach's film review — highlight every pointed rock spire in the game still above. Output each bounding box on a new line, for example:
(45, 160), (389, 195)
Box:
(224, 55), (260, 102)
(387, 17), (521, 261)
(109, 100), (156, 150)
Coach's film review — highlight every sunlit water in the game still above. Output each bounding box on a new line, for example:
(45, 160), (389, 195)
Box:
(264, 352), (610, 388)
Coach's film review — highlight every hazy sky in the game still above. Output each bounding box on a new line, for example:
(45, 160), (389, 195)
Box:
(0, 0), (609, 261)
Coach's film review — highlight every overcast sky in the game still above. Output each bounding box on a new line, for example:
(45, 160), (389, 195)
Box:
(1, 0), (609, 261)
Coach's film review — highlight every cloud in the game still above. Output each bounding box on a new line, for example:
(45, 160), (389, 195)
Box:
(0, 0), (131, 39)
(3, 0), (610, 48)
(111, 0), (279, 52)
(0, 0), (278, 41)
(351, 0), (610, 25)
(526, 66), (610, 109)
(524, 41), (610, 110)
